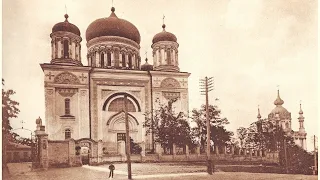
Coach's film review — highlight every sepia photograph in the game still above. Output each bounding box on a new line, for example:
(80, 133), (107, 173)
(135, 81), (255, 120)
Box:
(2, 0), (318, 179)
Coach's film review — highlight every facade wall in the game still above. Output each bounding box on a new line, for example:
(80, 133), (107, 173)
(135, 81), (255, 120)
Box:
(42, 66), (90, 140)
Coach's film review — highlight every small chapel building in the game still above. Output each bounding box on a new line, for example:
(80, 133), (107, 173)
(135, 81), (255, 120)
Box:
(257, 90), (307, 150)
(40, 7), (190, 153)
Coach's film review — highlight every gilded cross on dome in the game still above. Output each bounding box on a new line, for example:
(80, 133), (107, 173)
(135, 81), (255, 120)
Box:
(45, 72), (54, 80)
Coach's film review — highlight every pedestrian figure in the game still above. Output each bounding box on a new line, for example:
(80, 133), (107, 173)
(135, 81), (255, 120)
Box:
(108, 162), (115, 179)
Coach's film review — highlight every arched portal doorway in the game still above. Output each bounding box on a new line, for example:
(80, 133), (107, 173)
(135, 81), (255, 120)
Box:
(102, 92), (142, 154)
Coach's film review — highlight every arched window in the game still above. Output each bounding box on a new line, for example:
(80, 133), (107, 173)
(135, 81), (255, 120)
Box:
(122, 53), (126, 67)
(65, 98), (70, 115)
(65, 129), (71, 139)
(101, 53), (105, 68)
(107, 52), (111, 66)
(63, 40), (69, 58)
(128, 55), (132, 69)
(108, 97), (136, 112)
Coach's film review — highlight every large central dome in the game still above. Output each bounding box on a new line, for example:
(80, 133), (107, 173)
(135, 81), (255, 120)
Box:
(86, 7), (140, 44)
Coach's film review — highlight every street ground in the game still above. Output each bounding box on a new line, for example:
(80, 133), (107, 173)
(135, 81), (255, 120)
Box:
(4, 162), (318, 180)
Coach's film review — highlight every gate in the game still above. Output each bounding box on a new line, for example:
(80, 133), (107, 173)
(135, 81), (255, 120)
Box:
(75, 138), (96, 165)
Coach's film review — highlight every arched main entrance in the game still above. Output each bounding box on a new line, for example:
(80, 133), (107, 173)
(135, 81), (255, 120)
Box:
(102, 92), (142, 154)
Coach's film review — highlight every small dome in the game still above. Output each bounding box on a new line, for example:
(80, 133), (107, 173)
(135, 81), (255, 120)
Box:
(86, 7), (140, 44)
(52, 14), (80, 36)
(141, 58), (153, 71)
(152, 24), (177, 44)
(274, 90), (284, 106)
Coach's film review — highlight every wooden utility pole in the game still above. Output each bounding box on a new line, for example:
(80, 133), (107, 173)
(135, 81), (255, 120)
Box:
(313, 135), (317, 175)
(200, 76), (214, 174)
(124, 94), (132, 179)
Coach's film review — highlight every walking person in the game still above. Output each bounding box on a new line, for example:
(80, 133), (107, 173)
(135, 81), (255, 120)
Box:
(108, 162), (115, 179)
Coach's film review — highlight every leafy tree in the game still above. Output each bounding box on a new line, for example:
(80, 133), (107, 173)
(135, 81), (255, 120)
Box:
(191, 104), (231, 152)
(2, 79), (20, 164)
(236, 127), (247, 148)
(144, 98), (193, 154)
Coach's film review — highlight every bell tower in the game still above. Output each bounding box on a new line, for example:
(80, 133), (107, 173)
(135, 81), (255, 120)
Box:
(50, 14), (82, 66)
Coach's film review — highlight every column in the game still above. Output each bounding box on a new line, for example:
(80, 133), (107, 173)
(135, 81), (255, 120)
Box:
(196, 146), (200, 156)
(249, 149), (252, 157)
(185, 145), (189, 157)
(125, 54), (129, 68)
(95, 51), (99, 67)
(58, 39), (62, 58)
(231, 145), (235, 155)
(155, 143), (162, 156)
(172, 50), (176, 66)
(172, 144), (176, 156)
(215, 146), (219, 155)
(72, 42), (76, 59)
(176, 52), (179, 66)
(119, 53), (123, 68)
(133, 54), (136, 69)
(254, 150), (258, 156)
(259, 150), (263, 157)
(79, 44), (81, 61)
(161, 48), (165, 65)
(157, 49), (161, 65)
(111, 51), (115, 67)
(153, 50), (157, 67)
(51, 40), (54, 59)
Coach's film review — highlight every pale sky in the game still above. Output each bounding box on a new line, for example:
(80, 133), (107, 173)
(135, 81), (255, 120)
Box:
(2, 0), (318, 151)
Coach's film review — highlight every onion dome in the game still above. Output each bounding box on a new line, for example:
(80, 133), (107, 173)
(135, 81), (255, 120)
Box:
(141, 58), (153, 71)
(86, 7), (140, 44)
(274, 90), (284, 106)
(152, 24), (177, 44)
(52, 14), (80, 36)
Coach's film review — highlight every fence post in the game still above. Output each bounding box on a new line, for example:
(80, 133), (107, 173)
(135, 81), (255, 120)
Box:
(231, 145), (235, 155)
(34, 125), (49, 169)
(215, 146), (220, 155)
(196, 146), (200, 156)
(186, 145), (189, 159)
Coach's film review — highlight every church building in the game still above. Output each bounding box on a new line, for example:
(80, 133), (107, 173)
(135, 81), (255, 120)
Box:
(40, 7), (190, 153)
(257, 90), (307, 150)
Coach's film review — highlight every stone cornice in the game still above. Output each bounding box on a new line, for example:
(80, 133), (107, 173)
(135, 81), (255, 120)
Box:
(50, 31), (82, 42)
(87, 36), (140, 50)
(150, 70), (190, 77)
(40, 63), (91, 72)
(44, 82), (89, 88)
(151, 41), (179, 49)
(90, 68), (149, 76)
(92, 78), (149, 87)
